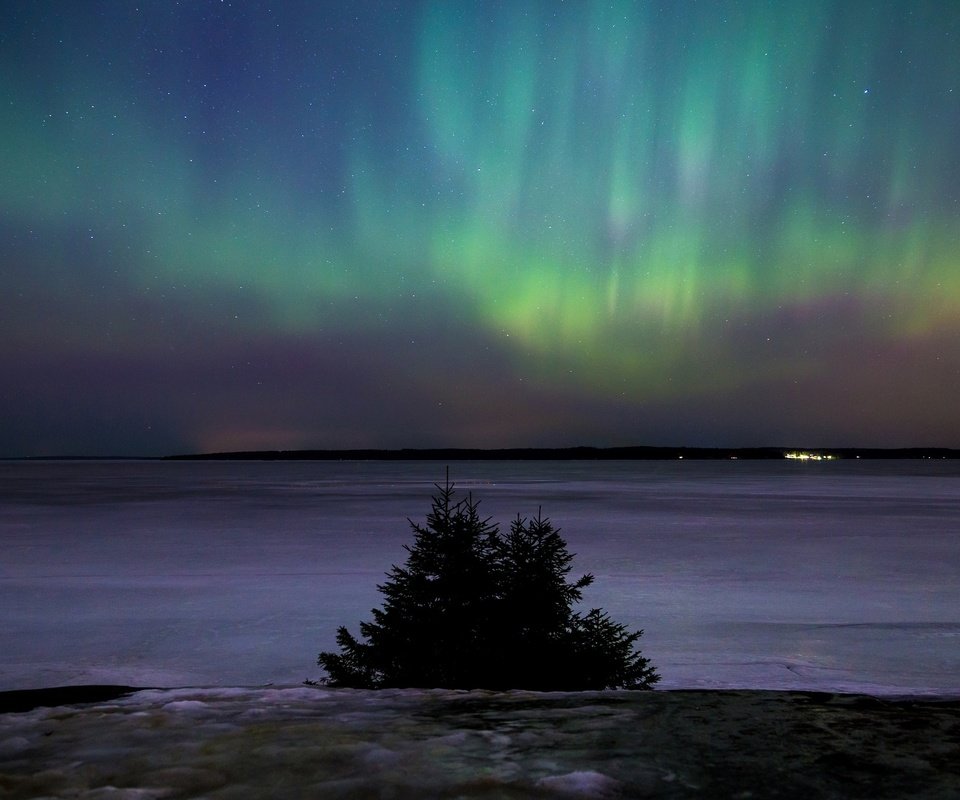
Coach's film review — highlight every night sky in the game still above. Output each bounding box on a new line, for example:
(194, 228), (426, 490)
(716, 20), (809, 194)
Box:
(3, 1), (959, 456)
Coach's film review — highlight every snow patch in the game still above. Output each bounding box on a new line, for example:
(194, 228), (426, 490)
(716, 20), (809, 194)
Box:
(0, 736), (31, 757)
(536, 770), (622, 796)
(159, 700), (208, 714)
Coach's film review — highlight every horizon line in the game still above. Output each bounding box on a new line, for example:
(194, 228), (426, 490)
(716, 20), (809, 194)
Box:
(8, 445), (960, 461)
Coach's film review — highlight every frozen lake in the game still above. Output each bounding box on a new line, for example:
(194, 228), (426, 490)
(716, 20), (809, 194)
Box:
(1, 459), (958, 694)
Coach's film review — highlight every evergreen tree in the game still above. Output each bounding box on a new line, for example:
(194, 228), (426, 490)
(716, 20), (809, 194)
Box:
(565, 608), (660, 690)
(489, 510), (594, 689)
(319, 478), (499, 688)
(318, 477), (659, 690)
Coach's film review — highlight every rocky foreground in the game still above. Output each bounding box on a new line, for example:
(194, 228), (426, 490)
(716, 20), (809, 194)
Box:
(1, 685), (958, 799)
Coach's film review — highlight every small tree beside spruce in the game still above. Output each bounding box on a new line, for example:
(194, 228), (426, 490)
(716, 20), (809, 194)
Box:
(318, 477), (659, 690)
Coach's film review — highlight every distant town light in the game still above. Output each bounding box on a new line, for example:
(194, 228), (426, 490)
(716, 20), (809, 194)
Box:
(784, 451), (836, 461)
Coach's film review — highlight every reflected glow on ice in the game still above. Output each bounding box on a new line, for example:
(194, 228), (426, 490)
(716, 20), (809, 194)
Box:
(1, 459), (958, 694)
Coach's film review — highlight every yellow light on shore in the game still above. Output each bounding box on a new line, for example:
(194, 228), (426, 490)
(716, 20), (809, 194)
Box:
(784, 452), (836, 461)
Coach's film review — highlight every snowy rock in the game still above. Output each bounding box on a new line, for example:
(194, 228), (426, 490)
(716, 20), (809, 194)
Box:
(1, 686), (958, 799)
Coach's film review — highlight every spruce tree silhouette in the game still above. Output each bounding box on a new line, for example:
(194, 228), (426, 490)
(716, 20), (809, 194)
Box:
(489, 510), (594, 688)
(318, 475), (659, 690)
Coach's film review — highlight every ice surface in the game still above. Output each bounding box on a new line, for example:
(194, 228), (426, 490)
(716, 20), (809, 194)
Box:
(1, 459), (958, 693)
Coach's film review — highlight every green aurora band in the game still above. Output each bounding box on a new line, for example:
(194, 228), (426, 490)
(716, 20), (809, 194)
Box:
(370, 1), (959, 395)
(1, 0), (958, 452)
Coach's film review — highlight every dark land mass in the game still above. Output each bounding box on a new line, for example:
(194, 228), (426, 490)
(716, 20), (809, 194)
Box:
(0, 685), (142, 714)
(164, 445), (960, 461)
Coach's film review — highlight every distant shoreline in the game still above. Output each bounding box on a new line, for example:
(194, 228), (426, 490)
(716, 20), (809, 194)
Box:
(164, 445), (960, 461)
(7, 445), (959, 461)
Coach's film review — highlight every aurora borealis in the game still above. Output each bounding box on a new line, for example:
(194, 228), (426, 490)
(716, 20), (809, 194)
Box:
(2, 1), (959, 456)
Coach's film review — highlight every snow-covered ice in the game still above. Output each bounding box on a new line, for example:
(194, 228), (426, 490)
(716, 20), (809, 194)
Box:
(1, 459), (958, 694)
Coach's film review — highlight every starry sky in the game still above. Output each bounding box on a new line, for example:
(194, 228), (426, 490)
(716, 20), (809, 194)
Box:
(2, 1), (959, 456)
